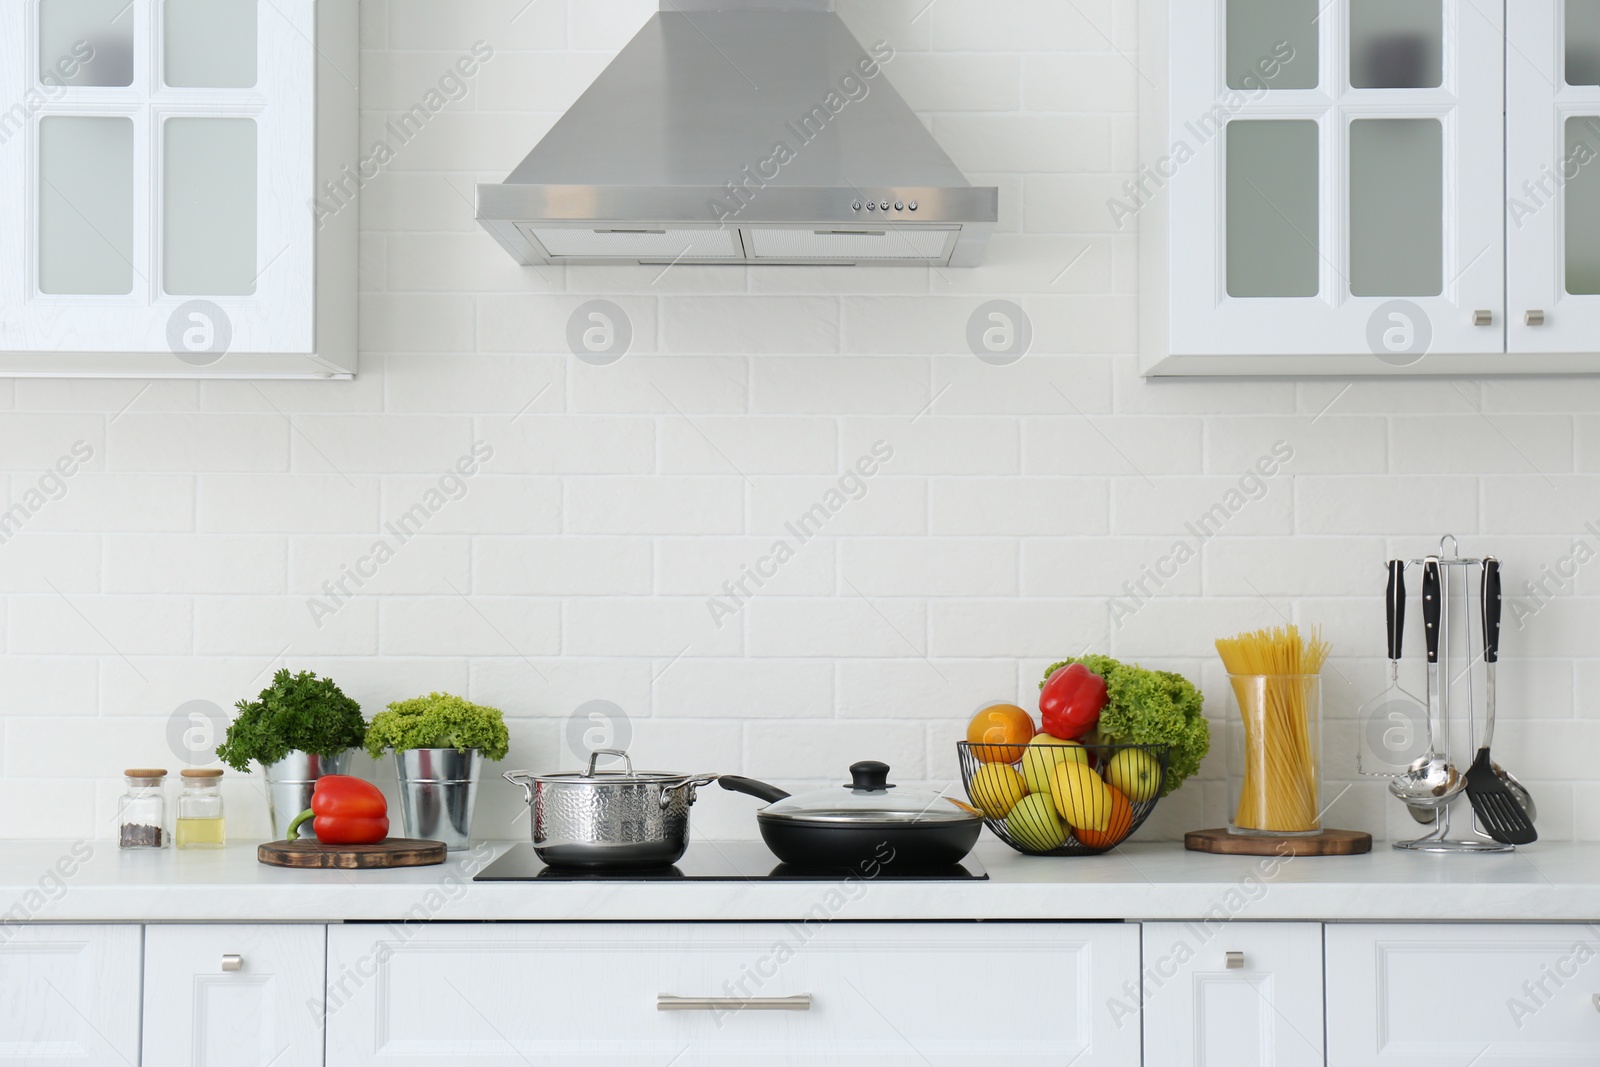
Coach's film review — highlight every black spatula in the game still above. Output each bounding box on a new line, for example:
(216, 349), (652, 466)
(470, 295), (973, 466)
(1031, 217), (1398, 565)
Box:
(1464, 557), (1537, 845)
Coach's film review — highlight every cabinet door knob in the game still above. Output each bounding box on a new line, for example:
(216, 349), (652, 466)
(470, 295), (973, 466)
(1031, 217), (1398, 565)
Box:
(1472, 310), (1493, 326)
(1225, 951), (1245, 969)
(221, 954), (243, 972)
(1526, 310), (1546, 326)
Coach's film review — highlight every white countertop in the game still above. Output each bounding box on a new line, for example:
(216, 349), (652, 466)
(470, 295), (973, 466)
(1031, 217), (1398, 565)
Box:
(10, 839), (1600, 924)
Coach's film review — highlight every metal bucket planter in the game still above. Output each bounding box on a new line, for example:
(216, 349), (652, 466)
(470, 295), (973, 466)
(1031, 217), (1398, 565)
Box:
(394, 749), (482, 851)
(261, 750), (351, 840)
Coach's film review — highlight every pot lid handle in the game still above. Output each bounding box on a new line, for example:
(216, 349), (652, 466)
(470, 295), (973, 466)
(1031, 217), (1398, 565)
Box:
(847, 761), (894, 793)
(586, 748), (634, 778)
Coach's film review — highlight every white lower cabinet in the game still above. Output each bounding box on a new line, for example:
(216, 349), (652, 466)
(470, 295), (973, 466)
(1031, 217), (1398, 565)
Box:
(1326, 923), (1600, 1064)
(1142, 922), (1324, 1067)
(142, 924), (326, 1067)
(324, 922), (1142, 1066)
(15, 916), (1600, 1065)
(0, 925), (141, 1066)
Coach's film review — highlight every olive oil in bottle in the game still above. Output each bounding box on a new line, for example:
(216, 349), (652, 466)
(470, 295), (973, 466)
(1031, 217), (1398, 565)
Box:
(175, 816), (226, 848)
(176, 769), (226, 850)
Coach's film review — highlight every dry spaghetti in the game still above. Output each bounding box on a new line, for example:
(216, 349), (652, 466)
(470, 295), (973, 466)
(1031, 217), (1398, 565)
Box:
(1215, 626), (1330, 834)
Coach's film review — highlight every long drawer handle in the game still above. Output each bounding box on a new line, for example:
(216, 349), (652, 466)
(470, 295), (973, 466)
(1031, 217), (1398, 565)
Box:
(657, 994), (812, 1012)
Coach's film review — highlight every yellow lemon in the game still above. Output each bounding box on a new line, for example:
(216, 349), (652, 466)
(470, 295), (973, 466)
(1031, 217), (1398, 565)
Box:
(968, 763), (1028, 819)
(1006, 792), (1067, 852)
(1019, 733), (1089, 796)
(1050, 761), (1112, 832)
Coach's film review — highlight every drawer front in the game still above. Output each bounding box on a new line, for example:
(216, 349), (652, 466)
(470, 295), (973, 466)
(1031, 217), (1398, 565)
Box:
(1143, 922), (1324, 1067)
(1327, 924), (1600, 1064)
(0, 925), (141, 1066)
(143, 924), (326, 1067)
(326, 922), (1141, 1066)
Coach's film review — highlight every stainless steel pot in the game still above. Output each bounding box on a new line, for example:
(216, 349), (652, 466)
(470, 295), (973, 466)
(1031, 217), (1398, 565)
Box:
(502, 749), (717, 869)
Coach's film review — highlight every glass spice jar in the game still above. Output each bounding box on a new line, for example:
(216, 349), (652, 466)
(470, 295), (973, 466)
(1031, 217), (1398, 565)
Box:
(118, 769), (168, 849)
(175, 769), (226, 850)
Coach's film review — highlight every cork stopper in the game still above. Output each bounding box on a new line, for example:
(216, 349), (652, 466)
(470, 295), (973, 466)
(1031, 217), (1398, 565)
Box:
(124, 768), (168, 783)
(180, 768), (224, 779)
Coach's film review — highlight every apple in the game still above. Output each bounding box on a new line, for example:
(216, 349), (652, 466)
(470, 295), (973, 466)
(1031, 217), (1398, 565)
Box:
(1019, 733), (1088, 795)
(1105, 749), (1162, 803)
(1006, 793), (1067, 852)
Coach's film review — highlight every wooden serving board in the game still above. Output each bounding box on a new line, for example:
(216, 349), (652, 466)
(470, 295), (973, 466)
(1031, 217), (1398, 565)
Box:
(1184, 827), (1372, 857)
(258, 838), (447, 870)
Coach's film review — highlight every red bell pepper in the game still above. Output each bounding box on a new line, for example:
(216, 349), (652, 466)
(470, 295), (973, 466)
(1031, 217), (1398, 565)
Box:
(285, 775), (389, 844)
(1039, 663), (1108, 740)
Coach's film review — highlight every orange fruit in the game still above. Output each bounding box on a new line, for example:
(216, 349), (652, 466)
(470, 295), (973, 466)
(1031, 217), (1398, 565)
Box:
(1073, 785), (1135, 850)
(966, 703), (1036, 763)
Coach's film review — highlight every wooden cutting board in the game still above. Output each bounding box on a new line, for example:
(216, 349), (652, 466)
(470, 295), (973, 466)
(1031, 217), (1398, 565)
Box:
(1184, 827), (1372, 857)
(258, 838), (447, 870)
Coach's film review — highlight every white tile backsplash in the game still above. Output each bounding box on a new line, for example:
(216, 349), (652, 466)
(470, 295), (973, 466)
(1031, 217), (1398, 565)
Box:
(3, 0), (1594, 845)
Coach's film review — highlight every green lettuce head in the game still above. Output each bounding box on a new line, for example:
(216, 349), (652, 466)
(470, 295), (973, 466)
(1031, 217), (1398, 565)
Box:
(364, 692), (510, 761)
(1040, 655), (1209, 796)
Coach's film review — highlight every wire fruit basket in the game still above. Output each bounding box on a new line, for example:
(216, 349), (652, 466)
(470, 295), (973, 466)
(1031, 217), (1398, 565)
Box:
(957, 741), (1169, 856)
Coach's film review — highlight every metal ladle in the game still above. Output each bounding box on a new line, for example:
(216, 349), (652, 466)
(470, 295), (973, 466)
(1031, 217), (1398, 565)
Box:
(1389, 557), (1464, 806)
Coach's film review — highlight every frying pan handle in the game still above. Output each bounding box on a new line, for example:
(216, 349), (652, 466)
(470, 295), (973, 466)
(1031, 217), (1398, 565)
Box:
(1386, 560), (1406, 661)
(718, 776), (792, 804)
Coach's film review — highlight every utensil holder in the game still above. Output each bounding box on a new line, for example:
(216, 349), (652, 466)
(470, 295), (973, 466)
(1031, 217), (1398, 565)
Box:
(1226, 674), (1322, 836)
(1379, 535), (1517, 853)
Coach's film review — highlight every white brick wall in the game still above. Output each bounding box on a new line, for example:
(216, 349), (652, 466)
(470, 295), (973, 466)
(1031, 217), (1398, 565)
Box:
(2, 0), (1596, 848)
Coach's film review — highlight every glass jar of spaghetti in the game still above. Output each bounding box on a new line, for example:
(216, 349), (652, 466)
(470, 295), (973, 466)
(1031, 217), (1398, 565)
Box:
(1224, 674), (1323, 836)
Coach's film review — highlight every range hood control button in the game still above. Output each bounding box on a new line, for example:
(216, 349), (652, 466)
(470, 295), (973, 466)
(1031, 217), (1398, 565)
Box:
(852, 201), (862, 211)
(895, 202), (905, 211)
(866, 202), (876, 211)
(909, 201), (918, 211)
(880, 201), (891, 211)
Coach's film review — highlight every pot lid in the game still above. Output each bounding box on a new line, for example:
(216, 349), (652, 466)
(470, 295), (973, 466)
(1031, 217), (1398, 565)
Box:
(760, 762), (979, 825)
(526, 748), (700, 786)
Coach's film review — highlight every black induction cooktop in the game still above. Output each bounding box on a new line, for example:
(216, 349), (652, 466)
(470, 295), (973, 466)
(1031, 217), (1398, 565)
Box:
(474, 842), (987, 882)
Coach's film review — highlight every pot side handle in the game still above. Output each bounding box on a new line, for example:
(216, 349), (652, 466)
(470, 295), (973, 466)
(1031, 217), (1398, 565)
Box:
(501, 770), (535, 804)
(718, 776), (792, 804)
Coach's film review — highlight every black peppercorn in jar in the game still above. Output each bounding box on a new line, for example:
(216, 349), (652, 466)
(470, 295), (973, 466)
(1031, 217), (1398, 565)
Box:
(118, 769), (167, 849)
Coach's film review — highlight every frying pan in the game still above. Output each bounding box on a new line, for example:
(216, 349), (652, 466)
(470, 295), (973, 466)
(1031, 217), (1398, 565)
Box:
(719, 761), (983, 870)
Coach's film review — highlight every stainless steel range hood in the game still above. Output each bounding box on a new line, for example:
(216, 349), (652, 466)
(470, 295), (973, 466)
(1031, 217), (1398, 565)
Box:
(476, 0), (998, 268)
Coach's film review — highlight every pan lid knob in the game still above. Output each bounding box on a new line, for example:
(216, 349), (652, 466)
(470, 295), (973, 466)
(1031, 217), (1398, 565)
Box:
(847, 761), (894, 793)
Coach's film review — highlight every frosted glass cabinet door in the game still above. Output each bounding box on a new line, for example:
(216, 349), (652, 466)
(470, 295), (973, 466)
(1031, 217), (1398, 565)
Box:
(1156, 0), (1506, 370)
(1507, 0), (1600, 354)
(0, 0), (330, 370)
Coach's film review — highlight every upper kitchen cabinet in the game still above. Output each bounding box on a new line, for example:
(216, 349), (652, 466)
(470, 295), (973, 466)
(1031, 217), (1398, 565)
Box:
(1509, 0), (1600, 355)
(0, 0), (357, 378)
(1141, 0), (1600, 376)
